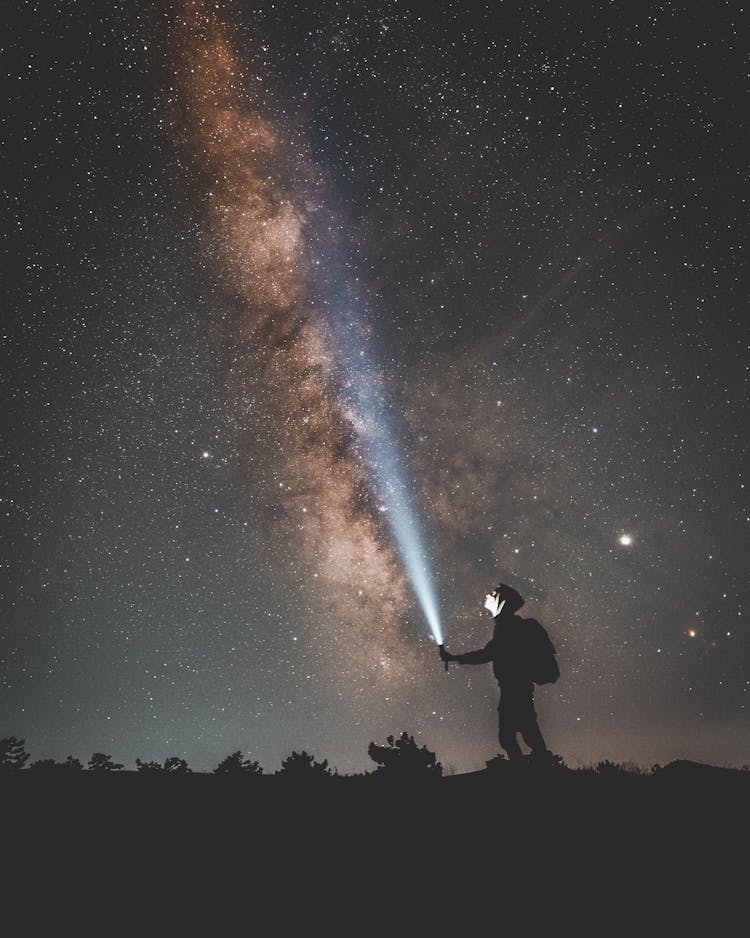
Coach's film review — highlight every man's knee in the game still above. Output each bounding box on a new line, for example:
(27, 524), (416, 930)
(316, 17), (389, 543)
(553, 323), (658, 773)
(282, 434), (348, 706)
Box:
(499, 728), (521, 756)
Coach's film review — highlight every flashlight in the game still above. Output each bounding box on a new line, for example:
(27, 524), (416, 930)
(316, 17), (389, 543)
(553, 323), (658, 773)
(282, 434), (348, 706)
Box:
(439, 644), (449, 672)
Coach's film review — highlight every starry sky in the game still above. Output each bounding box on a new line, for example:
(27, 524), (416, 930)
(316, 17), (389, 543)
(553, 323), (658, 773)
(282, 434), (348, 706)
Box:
(2, 0), (747, 774)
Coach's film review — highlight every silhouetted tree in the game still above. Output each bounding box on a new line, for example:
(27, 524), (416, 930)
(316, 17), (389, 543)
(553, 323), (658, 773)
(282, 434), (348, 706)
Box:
(277, 750), (331, 778)
(29, 758), (55, 772)
(367, 732), (443, 778)
(29, 756), (83, 773)
(31, 759), (60, 772)
(135, 758), (162, 774)
(0, 736), (30, 770)
(163, 756), (191, 774)
(214, 750), (263, 776)
(596, 760), (634, 778)
(87, 752), (124, 772)
(136, 756), (192, 774)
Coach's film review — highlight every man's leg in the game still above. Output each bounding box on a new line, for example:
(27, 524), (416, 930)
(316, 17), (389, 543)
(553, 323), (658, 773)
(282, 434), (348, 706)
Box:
(519, 699), (550, 757)
(498, 701), (524, 760)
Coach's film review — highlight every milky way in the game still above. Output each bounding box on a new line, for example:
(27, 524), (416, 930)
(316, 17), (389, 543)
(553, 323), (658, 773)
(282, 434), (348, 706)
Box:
(3, 0), (746, 775)
(171, 2), (422, 686)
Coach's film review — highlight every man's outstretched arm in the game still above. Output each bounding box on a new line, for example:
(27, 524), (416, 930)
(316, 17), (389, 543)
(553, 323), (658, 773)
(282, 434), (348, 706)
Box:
(440, 642), (494, 665)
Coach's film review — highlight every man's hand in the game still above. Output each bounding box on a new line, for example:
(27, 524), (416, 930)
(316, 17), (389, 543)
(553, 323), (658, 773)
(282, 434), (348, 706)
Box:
(438, 645), (456, 664)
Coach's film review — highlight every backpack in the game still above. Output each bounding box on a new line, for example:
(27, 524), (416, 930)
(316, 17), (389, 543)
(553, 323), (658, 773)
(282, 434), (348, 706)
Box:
(525, 618), (560, 686)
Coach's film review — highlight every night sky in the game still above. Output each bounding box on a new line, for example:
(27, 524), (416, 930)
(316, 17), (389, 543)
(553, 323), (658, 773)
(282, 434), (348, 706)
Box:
(3, 0), (747, 775)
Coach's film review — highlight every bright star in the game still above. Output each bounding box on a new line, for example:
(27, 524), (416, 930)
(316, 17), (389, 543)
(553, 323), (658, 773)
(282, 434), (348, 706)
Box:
(619, 534), (633, 546)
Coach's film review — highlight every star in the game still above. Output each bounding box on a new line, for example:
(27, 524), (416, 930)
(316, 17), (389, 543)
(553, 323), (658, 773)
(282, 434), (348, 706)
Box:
(2, 0), (744, 777)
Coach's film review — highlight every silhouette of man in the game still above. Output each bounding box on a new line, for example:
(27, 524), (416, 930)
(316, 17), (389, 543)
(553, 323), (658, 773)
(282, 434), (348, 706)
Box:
(440, 584), (553, 763)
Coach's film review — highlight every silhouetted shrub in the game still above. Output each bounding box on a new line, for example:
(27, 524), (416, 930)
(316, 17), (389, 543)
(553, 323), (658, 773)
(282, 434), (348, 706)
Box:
(485, 753), (508, 771)
(486, 751), (567, 771)
(135, 759), (162, 774)
(367, 732), (442, 778)
(0, 736), (30, 770)
(277, 750), (331, 778)
(87, 752), (124, 772)
(544, 752), (567, 770)
(214, 750), (263, 776)
(164, 756), (191, 773)
(136, 756), (192, 774)
(29, 758), (58, 772)
(595, 760), (639, 777)
(29, 757), (82, 773)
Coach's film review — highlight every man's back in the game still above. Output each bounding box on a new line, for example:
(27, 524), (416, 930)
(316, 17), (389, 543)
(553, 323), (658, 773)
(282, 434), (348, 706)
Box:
(489, 614), (536, 684)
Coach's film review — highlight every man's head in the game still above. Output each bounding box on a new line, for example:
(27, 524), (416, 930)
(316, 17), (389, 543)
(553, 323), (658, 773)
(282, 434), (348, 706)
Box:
(484, 584), (525, 617)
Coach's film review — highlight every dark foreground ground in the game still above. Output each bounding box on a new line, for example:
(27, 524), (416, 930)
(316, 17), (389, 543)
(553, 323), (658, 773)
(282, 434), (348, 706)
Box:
(5, 760), (748, 928)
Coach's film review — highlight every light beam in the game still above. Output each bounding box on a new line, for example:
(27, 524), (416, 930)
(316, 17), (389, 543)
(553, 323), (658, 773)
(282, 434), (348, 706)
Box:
(325, 297), (443, 645)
